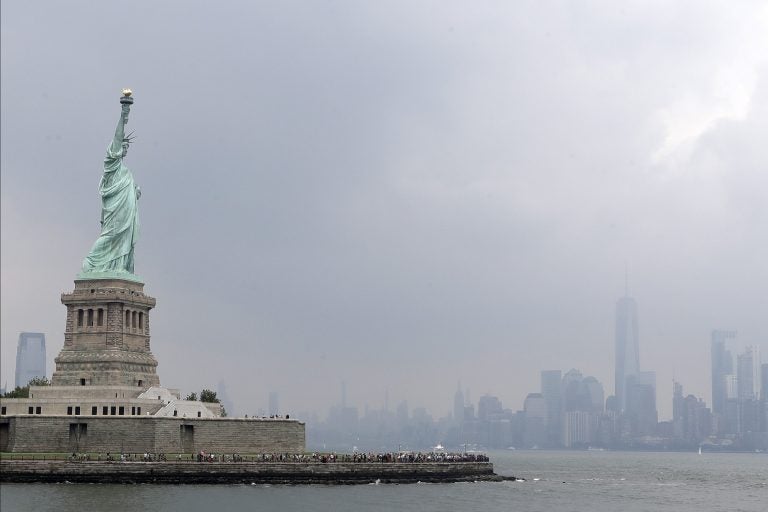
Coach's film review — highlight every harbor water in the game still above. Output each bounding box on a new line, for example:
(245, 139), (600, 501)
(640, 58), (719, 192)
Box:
(2, 450), (766, 511)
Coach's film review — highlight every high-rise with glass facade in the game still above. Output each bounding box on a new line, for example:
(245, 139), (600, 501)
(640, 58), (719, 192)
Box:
(736, 346), (761, 400)
(541, 370), (562, 447)
(14, 332), (46, 388)
(615, 296), (639, 411)
(711, 330), (736, 416)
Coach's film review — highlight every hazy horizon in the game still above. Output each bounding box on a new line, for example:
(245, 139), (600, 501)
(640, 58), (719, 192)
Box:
(2, 1), (767, 420)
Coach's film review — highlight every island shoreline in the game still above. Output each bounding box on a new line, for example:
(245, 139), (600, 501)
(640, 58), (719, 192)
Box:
(0, 460), (502, 485)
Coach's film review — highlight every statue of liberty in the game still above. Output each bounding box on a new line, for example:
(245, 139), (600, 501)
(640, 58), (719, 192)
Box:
(81, 90), (141, 277)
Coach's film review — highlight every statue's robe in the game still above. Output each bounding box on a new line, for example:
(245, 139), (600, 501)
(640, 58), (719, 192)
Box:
(82, 139), (140, 274)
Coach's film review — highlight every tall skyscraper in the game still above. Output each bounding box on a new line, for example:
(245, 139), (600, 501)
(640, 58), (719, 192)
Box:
(561, 370), (605, 414)
(541, 370), (562, 446)
(671, 380), (711, 444)
(523, 393), (547, 448)
(626, 371), (657, 435)
(453, 382), (464, 424)
(734, 347), (762, 435)
(615, 296), (639, 411)
(711, 330), (736, 416)
(15, 332), (46, 388)
(562, 410), (598, 448)
(736, 346), (761, 400)
(582, 376), (605, 413)
(672, 380), (684, 424)
(761, 364), (768, 435)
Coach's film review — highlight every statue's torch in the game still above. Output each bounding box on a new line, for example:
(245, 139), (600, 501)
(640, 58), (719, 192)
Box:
(120, 88), (134, 123)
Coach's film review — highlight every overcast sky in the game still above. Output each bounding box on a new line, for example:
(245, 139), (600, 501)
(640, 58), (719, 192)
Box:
(2, 1), (767, 420)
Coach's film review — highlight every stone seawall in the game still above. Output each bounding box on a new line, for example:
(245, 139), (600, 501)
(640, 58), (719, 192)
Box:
(0, 460), (500, 485)
(0, 415), (305, 454)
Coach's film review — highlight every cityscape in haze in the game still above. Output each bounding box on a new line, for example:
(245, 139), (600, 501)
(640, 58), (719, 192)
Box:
(295, 292), (766, 452)
(8, 291), (763, 453)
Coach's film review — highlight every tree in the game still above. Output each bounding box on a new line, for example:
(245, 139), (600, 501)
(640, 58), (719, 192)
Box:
(199, 389), (220, 403)
(3, 386), (29, 398)
(28, 376), (50, 387)
(2, 377), (50, 398)
(184, 392), (198, 401)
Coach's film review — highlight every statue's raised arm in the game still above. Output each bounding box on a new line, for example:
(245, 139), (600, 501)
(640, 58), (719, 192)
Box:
(107, 89), (134, 163)
(80, 89), (141, 278)
(108, 106), (128, 158)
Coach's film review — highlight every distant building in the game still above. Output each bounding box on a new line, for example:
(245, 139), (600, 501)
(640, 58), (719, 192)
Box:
(735, 347), (762, 436)
(672, 380), (711, 445)
(15, 332), (46, 388)
(626, 371), (657, 436)
(736, 346), (761, 400)
(615, 296), (640, 411)
(560, 369), (605, 445)
(489, 418), (512, 449)
(453, 382), (464, 424)
(327, 404), (359, 438)
(523, 392), (547, 448)
(711, 330), (736, 416)
(761, 365), (768, 435)
(562, 369), (584, 411)
(722, 373), (741, 435)
(672, 380), (684, 440)
(562, 369), (604, 414)
(582, 376), (605, 413)
(269, 391), (279, 416)
(740, 397), (762, 434)
(563, 410), (598, 447)
(523, 393), (547, 420)
(541, 370), (562, 447)
(724, 396), (741, 435)
(477, 394), (502, 421)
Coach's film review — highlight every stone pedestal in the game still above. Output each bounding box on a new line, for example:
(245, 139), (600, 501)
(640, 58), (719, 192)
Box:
(52, 277), (160, 388)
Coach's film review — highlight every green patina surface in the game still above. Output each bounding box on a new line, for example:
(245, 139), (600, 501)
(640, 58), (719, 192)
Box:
(81, 96), (141, 276)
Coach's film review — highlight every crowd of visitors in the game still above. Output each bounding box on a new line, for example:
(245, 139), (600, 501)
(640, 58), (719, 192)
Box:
(192, 451), (489, 463)
(64, 451), (489, 464)
(68, 452), (167, 462)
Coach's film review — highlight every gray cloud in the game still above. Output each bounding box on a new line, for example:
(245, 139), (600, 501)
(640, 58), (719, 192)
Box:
(2, 1), (766, 418)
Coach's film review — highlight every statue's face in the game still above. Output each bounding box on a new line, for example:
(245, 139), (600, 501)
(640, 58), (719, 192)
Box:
(122, 143), (129, 157)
